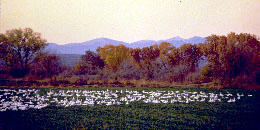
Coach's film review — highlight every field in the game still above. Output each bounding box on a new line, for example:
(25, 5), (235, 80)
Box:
(0, 88), (260, 130)
(57, 54), (82, 67)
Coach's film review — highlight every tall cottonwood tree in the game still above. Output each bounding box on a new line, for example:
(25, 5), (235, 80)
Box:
(204, 32), (260, 87)
(178, 43), (202, 71)
(129, 45), (160, 79)
(97, 44), (129, 72)
(158, 42), (175, 67)
(166, 48), (181, 66)
(0, 28), (47, 76)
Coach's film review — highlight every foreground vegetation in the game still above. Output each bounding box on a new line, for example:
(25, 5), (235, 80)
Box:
(0, 88), (259, 129)
(1, 88), (253, 110)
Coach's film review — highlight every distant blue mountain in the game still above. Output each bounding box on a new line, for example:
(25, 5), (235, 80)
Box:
(45, 38), (128, 54)
(45, 36), (206, 54)
(166, 36), (184, 41)
(186, 36), (206, 43)
(128, 40), (157, 48)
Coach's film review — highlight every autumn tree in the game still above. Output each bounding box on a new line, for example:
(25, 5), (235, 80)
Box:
(203, 32), (260, 87)
(31, 53), (63, 78)
(166, 47), (181, 67)
(158, 42), (176, 67)
(97, 44), (129, 72)
(74, 50), (104, 75)
(0, 28), (47, 76)
(178, 43), (202, 71)
(129, 45), (160, 80)
(159, 42), (175, 56)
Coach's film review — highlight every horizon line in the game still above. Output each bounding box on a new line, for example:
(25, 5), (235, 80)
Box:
(50, 36), (206, 45)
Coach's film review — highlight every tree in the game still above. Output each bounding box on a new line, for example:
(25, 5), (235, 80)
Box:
(166, 47), (181, 66)
(97, 44), (129, 72)
(204, 32), (260, 87)
(178, 43), (202, 71)
(31, 53), (63, 78)
(74, 50), (104, 75)
(129, 45), (160, 80)
(159, 42), (175, 56)
(0, 28), (47, 76)
(158, 42), (176, 68)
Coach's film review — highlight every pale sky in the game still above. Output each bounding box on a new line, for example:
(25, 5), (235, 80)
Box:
(1, 0), (260, 44)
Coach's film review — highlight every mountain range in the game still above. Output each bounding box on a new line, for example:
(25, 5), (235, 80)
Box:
(45, 36), (206, 54)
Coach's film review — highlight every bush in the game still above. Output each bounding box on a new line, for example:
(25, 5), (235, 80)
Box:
(200, 64), (213, 77)
(31, 53), (64, 78)
(185, 72), (201, 83)
(10, 68), (30, 78)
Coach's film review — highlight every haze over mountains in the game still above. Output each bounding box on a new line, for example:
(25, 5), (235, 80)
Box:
(46, 36), (205, 54)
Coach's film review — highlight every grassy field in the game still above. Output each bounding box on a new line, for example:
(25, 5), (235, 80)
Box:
(0, 88), (260, 130)
(57, 54), (82, 67)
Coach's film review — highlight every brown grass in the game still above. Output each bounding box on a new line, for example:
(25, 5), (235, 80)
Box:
(1, 75), (258, 89)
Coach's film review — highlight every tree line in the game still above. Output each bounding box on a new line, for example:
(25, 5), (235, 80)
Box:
(0, 28), (64, 78)
(0, 28), (259, 88)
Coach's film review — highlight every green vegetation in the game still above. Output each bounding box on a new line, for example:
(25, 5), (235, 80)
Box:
(0, 88), (259, 130)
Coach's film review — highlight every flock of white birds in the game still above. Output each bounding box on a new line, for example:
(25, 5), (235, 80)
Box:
(0, 89), (253, 112)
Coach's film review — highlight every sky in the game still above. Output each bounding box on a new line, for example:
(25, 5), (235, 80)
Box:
(1, 0), (260, 45)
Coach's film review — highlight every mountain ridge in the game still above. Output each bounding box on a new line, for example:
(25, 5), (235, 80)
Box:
(45, 36), (206, 54)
